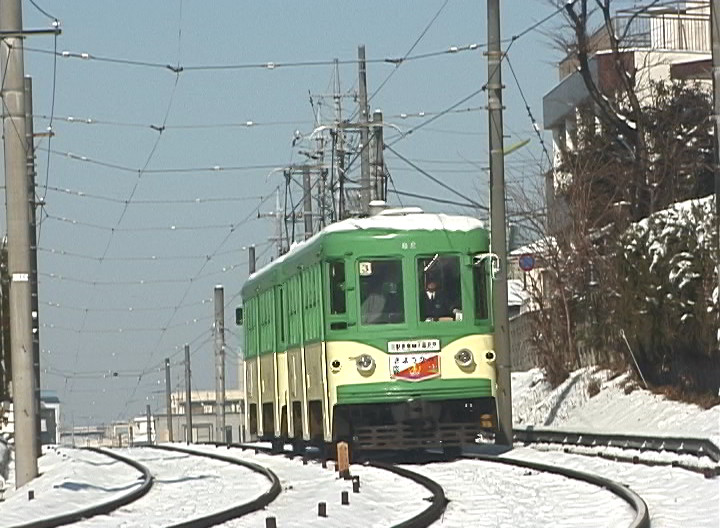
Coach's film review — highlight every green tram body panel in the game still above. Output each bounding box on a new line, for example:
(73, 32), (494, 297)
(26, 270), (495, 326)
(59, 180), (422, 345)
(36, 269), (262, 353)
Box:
(336, 378), (494, 405)
(240, 213), (497, 447)
(242, 225), (494, 355)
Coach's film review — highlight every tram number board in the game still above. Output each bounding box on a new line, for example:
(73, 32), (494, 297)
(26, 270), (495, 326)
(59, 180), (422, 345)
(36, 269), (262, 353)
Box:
(387, 339), (440, 353)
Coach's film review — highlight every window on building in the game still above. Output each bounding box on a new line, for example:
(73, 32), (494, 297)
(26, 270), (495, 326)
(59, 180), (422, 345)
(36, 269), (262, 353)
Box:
(418, 255), (462, 321)
(359, 259), (404, 325)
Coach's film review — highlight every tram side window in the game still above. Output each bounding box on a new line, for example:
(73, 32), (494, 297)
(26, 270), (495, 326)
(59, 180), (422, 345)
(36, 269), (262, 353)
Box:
(474, 263), (489, 320)
(359, 259), (404, 325)
(329, 261), (346, 315)
(418, 255), (462, 322)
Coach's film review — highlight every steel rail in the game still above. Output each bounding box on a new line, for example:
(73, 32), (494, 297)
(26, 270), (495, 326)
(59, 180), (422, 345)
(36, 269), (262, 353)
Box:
(6, 447), (154, 528)
(233, 442), (447, 528)
(368, 461), (448, 528)
(514, 427), (720, 477)
(465, 452), (650, 528)
(149, 444), (281, 528)
(514, 427), (720, 462)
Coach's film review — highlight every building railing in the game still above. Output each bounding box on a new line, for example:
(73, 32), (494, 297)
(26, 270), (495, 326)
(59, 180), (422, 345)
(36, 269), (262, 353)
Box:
(613, 11), (709, 52)
(559, 5), (709, 79)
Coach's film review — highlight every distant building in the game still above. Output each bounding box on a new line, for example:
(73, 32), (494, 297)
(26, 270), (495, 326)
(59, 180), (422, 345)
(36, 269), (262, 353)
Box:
(0, 392), (61, 445)
(40, 391), (61, 445)
(543, 1), (711, 229)
(109, 389), (245, 446)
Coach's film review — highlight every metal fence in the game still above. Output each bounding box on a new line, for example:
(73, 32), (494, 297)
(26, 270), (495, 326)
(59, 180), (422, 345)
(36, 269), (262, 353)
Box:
(613, 10), (709, 52)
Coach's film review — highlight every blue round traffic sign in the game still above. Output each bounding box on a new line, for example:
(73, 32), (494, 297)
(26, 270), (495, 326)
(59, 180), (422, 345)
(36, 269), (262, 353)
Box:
(518, 254), (535, 272)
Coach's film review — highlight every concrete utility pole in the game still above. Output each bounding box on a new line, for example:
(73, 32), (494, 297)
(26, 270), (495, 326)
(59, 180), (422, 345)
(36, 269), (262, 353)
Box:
(165, 358), (173, 442)
(487, 0), (513, 447)
(145, 404), (152, 445)
(712, 0), (720, 343)
(370, 110), (385, 203)
(184, 344), (192, 444)
(1, 0), (38, 486)
(333, 58), (346, 222)
(303, 167), (313, 239)
(214, 285), (226, 444)
(24, 76), (41, 459)
(275, 189), (284, 256)
(357, 45), (371, 215)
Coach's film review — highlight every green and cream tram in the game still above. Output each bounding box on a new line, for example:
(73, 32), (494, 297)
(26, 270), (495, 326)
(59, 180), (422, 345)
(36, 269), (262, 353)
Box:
(238, 207), (497, 451)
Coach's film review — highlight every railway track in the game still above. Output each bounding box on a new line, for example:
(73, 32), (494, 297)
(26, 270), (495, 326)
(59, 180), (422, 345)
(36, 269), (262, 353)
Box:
(5, 445), (280, 528)
(232, 442), (448, 528)
(150, 444), (281, 528)
(6, 447), (153, 528)
(236, 442), (651, 527)
(514, 427), (720, 477)
(460, 450), (649, 528)
(9, 430), (712, 527)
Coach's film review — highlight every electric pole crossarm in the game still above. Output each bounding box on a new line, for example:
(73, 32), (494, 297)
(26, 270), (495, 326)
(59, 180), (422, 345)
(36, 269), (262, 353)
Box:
(0, 28), (61, 37)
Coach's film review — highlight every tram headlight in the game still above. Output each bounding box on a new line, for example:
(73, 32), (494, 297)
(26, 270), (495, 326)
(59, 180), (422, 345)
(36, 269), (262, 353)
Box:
(485, 350), (496, 362)
(355, 354), (376, 375)
(454, 349), (475, 368)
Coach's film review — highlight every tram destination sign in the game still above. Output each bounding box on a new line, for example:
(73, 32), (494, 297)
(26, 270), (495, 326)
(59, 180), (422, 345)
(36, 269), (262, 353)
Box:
(387, 339), (440, 353)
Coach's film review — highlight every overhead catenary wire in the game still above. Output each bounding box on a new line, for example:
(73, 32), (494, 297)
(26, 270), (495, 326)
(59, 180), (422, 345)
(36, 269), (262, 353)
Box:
(365, 0), (451, 110)
(22, 41), (486, 73)
(34, 113), (307, 130)
(33, 104), (483, 132)
(38, 241), (268, 263)
(117, 189), (275, 421)
(46, 3), (571, 423)
(39, 147), (312, 175)
(43, 212), (259, 233)
(505, 53), (553, 167)
(384, 144), (487, 210)
(63, 7), (186, 409)
(42, 297), (213, 313)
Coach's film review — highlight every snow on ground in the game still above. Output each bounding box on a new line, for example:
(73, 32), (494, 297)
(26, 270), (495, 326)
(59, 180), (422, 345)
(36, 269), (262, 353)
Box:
(185, 443), (430, 528)
(512, 367), (720, 446)
(506, 447), (718, 528)
(410, 457), (635, 527)
(0, 367), (717, 527)
(74, 447), (269, 527)
(0, 446), (144, 526)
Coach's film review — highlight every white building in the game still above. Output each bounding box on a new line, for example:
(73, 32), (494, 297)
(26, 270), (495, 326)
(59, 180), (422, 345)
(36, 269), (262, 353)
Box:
(542, 1), (711, 223)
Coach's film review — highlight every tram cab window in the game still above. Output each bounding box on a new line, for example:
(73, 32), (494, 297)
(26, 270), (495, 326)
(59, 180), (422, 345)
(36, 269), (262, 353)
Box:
(474, 260), (489, 320)
(329, 261), (346, 314)
(359, 259), (404, 325)
(418, 255), (462, 322)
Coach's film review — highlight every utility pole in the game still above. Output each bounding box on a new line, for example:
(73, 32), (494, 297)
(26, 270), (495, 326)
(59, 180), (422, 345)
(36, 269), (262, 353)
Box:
(370, 110), (386, 203)
(357, 45), (371, 215)
(145, 404), (152, 445)
(712, 0), (720, 346)
(275, 189), (284, 256)
(487, 0), (513, 447)
(214, 285), (226, 444)
(303, 167), (313, 239)
(24, 76), (41, 459)
(333, 59), (346, 221)
(165, 358), (173, 442)
(249, 245), (256, 274)
(1, 0), (37, 486)
(184, 344), (192, 444)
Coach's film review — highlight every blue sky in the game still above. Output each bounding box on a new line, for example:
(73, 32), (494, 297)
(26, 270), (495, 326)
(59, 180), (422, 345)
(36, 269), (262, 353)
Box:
(11, 0), (569, 425)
